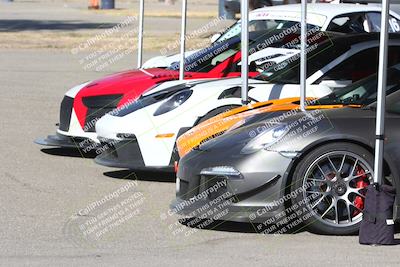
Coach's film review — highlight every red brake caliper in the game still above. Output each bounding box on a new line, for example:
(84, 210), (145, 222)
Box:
(353, 166), (369, 215)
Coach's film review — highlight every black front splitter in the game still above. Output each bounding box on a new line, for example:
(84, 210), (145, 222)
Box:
(34, 133), (98, 150)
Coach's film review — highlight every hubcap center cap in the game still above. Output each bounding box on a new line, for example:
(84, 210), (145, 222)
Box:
(333, 181), (347, 196)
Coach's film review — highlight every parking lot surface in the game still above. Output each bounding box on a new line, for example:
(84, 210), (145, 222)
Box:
(1, 1), (400, 266)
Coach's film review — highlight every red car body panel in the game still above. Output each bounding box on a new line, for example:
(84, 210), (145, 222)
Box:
(73, 52), (258, 128)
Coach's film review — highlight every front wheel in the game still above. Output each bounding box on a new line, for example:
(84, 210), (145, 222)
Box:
(290, 143), (374, 235)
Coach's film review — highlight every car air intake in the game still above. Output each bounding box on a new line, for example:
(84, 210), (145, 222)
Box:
(59, 96), (74, 132)
(82, 94), (123, 132)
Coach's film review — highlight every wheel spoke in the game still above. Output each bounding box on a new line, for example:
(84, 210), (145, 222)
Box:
(306, 190), (323, 195)
(327, 156), (338, 173)
(344, 171), (371, 183)
(333, 199), (339, 224)
(306, 178), (326, 183)
(320, 197), (335, 219)
(349, 188), (366, 198)
(311, 194), (326, 209)
(345, 199), (352, 222)
(338, 155), (346, 172)
(316, 164), (328, 180)
(349, 158), (359, 177)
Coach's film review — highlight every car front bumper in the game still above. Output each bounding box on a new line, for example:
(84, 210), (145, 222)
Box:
(94, 137), (174, 171)
(170, 147), (296, 223)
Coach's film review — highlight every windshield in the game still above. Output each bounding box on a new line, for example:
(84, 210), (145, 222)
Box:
(254, 31), (338, 83)
(167, 38), (241, 73)
(217, 19), (319, 43)
(166, 30), (308, 73)
(315, 64), (400, 106)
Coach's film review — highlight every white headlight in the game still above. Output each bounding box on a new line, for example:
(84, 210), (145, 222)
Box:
(241, 124), (288, 154)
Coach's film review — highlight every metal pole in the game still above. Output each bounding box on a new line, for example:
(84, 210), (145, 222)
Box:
(179, 0), (187, 80)
(137, 0), (144, 68)
(373, 0), (390, 184)
(300, 0), (307, 111)
(218, 0), (225, 18)
(240, 0), (249, 105)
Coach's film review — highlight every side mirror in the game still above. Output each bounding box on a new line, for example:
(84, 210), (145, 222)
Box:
(210, 33), (221, 43)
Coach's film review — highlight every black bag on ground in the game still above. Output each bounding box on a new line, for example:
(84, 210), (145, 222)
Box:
(359, 184), (396, 245)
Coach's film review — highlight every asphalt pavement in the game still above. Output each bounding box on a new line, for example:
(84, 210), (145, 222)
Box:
(1, 1), (400, 266)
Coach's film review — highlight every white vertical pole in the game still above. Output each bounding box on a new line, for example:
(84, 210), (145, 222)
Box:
(241, 0), (249, 105)
(179, 0), (187, 80)
(300, 0), (307, 111)
(373, 0), (390, 184)
(137, 0), (144, 68)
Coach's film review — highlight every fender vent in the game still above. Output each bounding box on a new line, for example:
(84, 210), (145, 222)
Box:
(82, 94), (123, 132)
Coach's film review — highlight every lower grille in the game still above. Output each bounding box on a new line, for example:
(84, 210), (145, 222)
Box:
(82, 94), (123, 132)
(59, 96), (74, 132)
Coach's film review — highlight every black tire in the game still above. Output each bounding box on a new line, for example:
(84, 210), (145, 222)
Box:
(290, 142), (374, 235)
(195, 105), (241, 125)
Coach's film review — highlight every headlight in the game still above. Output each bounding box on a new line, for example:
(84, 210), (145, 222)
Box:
(241, 124), (289, 154)
(154, 90), (193, 116)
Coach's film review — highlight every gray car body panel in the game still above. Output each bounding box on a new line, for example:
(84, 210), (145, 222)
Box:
(171, 92), (400, 222)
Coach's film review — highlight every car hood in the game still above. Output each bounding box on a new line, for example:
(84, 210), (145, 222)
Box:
(78, 68), (180, 97)
(176, 98), (348, 157)
(197, 105), (367, 154)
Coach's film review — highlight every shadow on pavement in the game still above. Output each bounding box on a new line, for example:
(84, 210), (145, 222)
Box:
(179, 218), (306, 234)
(40, 147), (97, 158)
(180, 218), (400, 236)
(0, 19), (118, 32)
(103, 169), (176, 183)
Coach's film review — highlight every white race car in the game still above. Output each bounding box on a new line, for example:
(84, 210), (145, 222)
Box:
(94, 33), (400, 170)
(142, 3), (400, 68)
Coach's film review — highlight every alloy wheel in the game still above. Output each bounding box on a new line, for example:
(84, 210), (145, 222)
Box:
(302, 151), (373, 228)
